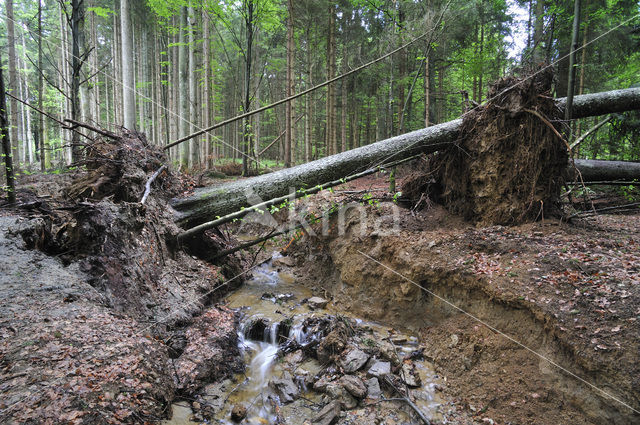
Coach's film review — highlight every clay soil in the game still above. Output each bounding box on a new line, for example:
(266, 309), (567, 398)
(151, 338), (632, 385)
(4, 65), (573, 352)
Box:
(1, 150), (639, 424)
(0, 134), (245, 424)
(285, 172), (640, 425)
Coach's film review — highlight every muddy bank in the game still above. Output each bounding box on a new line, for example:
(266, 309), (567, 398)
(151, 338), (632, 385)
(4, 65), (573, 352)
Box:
(0, 215), (173, 423)
(0, 133), (245, 423)
(287, 202), (640, 424)
(171, 254), (461, 425)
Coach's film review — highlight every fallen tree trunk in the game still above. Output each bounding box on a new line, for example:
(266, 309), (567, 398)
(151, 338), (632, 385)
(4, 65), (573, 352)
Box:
(172, 87), (640, 229)
(572, 159), (640, 182)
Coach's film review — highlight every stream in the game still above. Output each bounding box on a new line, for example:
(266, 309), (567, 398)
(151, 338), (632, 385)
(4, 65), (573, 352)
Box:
(165, 253), (443, 424)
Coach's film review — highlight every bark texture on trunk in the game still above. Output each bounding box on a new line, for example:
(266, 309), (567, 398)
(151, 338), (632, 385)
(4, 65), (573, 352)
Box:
(171, 87), (640, 229)
(120, 0), (135, 130)
(573, 159), (640, 182)
(4, 0), (20, 166)
(172, 119), (462, 228)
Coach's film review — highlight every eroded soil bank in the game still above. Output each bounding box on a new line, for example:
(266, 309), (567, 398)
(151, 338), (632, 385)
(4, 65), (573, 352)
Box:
(285, 199), (640, 425)
(0, 133), (245, 424)
(1, 135), (638, 424)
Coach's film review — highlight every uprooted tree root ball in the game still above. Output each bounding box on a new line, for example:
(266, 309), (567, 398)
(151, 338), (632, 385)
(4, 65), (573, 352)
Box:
(407, 69), (570, 225)
(1, 130), (248, 423)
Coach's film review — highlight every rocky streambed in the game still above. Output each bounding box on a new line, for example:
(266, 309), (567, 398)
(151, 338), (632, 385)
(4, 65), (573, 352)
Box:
(165, 253), (449, 425)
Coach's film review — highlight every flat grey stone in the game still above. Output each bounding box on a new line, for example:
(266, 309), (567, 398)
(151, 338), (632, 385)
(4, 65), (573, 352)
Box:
(269, 371), (299, 403)
(366, 377), (382, 399)
(339, 375), (367, 399)
(307, 296), (329, 309)
(367, 360), (391, 378)
(311, 400), (341, 425)
(326, 383), (358, 409)
(341, 348), (369, 373)
(401, 362), (422, 387)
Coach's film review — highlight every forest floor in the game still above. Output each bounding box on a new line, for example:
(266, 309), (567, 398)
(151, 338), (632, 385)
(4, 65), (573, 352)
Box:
(282, 172), (640, 425)
(0, 155), (638, 424)
(0, 134), (245, 424)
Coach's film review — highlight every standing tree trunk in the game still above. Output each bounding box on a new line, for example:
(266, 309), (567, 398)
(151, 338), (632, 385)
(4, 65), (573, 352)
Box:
(477, 5), (485, 102)
(576, 0), (589, 148)
(4, 0), (20, 167)
(241, 0), (255, 176)
(170, 21), (178, 155)
(304, 24), (313, 163)
(70, 0), (87, 163)
(0, 55), (16, 203)
(424, 50), (430, 127)
(188, 6), (199, 169)
(565, 0), (581, 122)
(111, 11), (121, 129)
(203, 9), (213, 168)
(532, 0), (545, 63)
(178, 7), (189, 166)
(285, 0), (294, 167)
(38, 0), (46, 170)
(90, 4), (99, 128)
(341, 76), (348, 152)
(60, 7), (71, 164)
(17, 47), (33, 164)
(137, 35), (145, 133)
(326, 5), (337, 156)
(396, 3), (406, 134)
(120, 0), (135, 129)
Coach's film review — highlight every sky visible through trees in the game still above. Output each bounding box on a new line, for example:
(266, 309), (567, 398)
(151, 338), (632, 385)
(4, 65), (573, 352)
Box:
(1, 0), (639, 176)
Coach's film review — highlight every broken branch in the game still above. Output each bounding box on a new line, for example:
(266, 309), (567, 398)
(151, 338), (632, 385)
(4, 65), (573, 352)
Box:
(64, 119), (120, 140)
(141, 165), (167, 205)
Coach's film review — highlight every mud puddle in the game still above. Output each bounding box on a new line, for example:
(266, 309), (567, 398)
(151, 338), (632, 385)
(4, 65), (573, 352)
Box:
(166, 253), (443, 424)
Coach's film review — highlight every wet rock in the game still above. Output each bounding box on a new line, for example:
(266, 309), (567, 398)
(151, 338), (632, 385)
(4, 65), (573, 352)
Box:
(284, 349), (304, 365)
(378, 341), (401, 366)
(230, 403), (247, 422)
(340, 348), (369, 373)
(313, 375), (336, 392)
(326, 383), (358, 409)
(400, 362), (422, 387)
(391, 335), (408, 344)
(244, 317), (269, 341)
(367, 360), (391, 378)
(261, 292), (295, 303)
(311, 400), (341, 425)
(366, 377), (382, 399)
(339, 375), (367, 399)
(307, 296), (329, 310)
(201, 378), (233, 412)
(269, 371), (299, 403)
(273, 255), (295, 267)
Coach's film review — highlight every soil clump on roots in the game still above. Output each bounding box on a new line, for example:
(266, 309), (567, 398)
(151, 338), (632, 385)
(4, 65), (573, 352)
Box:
(404, 69), (569, 225)
(0, 131), (245, 423)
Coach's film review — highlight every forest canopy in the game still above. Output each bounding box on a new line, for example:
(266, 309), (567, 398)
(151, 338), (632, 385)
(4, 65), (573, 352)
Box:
(1, 0), (639, 176)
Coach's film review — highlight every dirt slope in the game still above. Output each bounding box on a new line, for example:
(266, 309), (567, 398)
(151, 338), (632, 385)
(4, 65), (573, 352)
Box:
(287, 199), (640, 425)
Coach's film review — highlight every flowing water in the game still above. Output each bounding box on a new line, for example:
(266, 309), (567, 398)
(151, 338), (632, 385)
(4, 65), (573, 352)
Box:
(165, 253), (443, 424)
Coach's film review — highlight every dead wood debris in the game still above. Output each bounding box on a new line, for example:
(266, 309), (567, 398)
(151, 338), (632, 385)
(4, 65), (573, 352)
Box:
(403, 69), (569, 225)
(1, 130), (248, 423)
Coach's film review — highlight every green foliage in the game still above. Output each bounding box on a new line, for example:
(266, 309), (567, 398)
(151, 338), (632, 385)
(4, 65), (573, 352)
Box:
(9, 0), (640, 170)
(87, 6), (113, 18)
(618, 182), (639, 202)
(362, 192), (380, 208)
